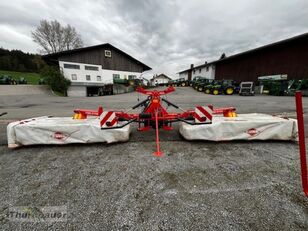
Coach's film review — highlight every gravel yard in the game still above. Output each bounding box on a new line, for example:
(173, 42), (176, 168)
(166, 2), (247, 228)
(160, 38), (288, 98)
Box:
(0, 87), (308, 230)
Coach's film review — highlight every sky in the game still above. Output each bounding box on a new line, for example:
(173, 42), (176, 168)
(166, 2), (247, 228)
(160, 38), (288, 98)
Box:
(1, 0), (308, 78)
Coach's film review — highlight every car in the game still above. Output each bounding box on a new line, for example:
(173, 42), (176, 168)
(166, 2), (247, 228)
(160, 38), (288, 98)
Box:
(239, 82), (255, 96)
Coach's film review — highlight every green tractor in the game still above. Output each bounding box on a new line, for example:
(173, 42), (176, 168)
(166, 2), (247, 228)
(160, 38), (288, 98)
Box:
(176, 78), (189, 87)
(38, 78), (46, 85)
(18, 77), (27, 84)
(195, 79), (213, 92)
(193, 77), (208, 90)
(190, 76), (203, 88)
(0, 75), (17, 85)
(210, 79), (239, 95)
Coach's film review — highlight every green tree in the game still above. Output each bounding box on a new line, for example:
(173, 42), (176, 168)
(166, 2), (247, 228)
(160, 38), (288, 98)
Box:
(40, 66), (70, 95)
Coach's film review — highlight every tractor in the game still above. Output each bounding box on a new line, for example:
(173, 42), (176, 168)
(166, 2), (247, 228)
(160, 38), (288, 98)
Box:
(193, 77), (208, 90)
(0, 75), (17, 85)
(18, 77), (28, 84)
(210, 80), (239, 95)
(195, 79), (213, 92)
(190, 76), (203, 87)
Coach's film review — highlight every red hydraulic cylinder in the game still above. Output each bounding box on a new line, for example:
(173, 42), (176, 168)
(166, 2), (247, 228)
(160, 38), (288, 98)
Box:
(295, 91), (308, 197)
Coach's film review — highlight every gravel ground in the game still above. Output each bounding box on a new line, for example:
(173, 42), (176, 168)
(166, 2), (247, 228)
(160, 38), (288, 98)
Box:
(0, 87), (308, 230)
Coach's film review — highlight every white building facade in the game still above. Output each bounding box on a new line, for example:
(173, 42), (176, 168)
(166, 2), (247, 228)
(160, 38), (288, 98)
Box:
(59, 61), (142, 85)
(150, 74), (171, 86)
(192, 64), (215, 79)
(178, 63), (216, 80)
(43, 43), (151, 97)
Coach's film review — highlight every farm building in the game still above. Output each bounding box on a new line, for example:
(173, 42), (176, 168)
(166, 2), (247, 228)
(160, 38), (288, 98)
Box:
(178, 32), (308, 82)
(150, 74), (172, 86)
(43, 43), (151, 96)
(179, 62), (215, 81)
(178, 64), (193, 81)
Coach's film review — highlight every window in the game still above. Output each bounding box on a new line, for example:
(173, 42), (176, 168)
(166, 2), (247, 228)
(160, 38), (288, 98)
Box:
(71, 74), (77, 80)
(199, 69), (201, 73)
(97, 76), (101, 81)
(128, 75), (136, 80)
(86, 75), (91, 81)
(193, 70), (196, 74)
(206, 66), (209, 72)
(64, 63), (80, 69)
(113, 74), (120, 79)
(105, 50), (112, 58)
(85, 65), (99, 71)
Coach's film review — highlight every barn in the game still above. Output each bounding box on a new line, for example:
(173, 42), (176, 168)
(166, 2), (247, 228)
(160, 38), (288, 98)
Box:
(178, 33), (308, 83)
(43, 43), (151, 96)
(214, 33), (308, 82)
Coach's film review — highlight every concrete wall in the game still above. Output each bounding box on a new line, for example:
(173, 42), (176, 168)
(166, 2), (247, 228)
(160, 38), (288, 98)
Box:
(0, 85), (50, 96)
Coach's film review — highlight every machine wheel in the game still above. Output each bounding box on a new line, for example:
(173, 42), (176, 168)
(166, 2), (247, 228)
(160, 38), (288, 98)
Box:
(213, 89), (219, 95)
(225, 87), (234, 95)
(205, 88), (210, 94)
(181, 82), (186, 87)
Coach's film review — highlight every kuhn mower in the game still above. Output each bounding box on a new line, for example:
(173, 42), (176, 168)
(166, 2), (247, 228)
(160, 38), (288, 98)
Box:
(73, 86), (234, 156)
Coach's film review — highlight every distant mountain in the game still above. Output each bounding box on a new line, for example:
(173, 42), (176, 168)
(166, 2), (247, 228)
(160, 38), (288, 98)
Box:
(0, 48), (45, 73)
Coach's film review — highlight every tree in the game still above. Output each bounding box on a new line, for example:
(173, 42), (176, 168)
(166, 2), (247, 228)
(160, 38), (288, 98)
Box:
(40, 66), (71, 96)
(220, 53), (227, 59)
(32, 20), (83, 54)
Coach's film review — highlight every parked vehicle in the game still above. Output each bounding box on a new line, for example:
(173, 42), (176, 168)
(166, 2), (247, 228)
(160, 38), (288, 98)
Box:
(211, 80), (239, 95)
(259, 79), (289, 96)
(190, 76), (203, 87)
(0, 75), (17, 85)
(195, 79), (213, 92)
(193, 77), (207, 90)
(239, 82), (255, 96)
(176, 78), (189, 87)
(38, 78), (46, 85)
(18, 77), (27, 84)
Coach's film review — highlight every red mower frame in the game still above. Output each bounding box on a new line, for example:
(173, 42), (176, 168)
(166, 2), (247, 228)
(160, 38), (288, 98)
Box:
(74, 86), (236, 156)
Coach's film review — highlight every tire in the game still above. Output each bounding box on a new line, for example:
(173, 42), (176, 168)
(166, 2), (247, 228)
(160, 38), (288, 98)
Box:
(225, 87), (234, 95)
(213, 89), (219, 95)
(181, 82), (186, 87)
(205, 88), (210, 94)
(198, 87), (203, 92)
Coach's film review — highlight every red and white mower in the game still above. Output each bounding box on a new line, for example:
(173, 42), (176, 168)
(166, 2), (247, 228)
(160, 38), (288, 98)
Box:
(73, 86), (237, 156)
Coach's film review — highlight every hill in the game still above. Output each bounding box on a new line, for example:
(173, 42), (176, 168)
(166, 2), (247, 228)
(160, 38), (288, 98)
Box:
(0, 70), (40, 85)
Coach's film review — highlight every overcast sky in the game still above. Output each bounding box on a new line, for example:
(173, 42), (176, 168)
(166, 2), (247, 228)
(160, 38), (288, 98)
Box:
(1, 0), (308, 78)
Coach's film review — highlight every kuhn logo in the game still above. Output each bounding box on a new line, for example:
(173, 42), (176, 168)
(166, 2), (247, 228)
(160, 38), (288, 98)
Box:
(247, 128), (258, 136)
(53, 132), (66, 140)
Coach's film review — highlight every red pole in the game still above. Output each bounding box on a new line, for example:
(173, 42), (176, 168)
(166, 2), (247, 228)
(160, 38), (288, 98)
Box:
(153, 110), (163, 157)
(295, 91), (308, 197)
